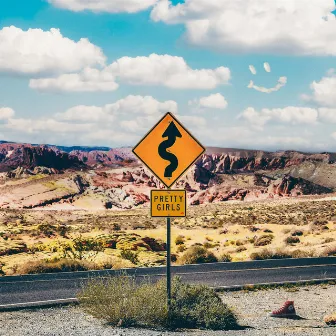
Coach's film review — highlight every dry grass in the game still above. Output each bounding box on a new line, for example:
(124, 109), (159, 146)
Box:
(78, 275), (238, 330)
(1, 198), (336, 274)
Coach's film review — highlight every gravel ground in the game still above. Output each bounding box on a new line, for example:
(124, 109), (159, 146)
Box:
(1, 285), (335, 336)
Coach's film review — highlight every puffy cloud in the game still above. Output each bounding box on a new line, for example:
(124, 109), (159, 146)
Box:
(177, 115), (206, 128)
(248, 77), (287, 94)
(0, 108), (15, 120)
(1, 96), (177, 146)
(0, 26), (105, 75)
(48, 0), (157, 13)
(107, 54), (230, 89)
(240, 107), (319, 128)
(30, 68), (118, 93)
(55, 105), (113, 122)
(318, 108), (336, 123)
(191, 93), (228, 109)
(30, 54), (230, 92)
(56, 95), (178, 123)
(6, 118), (93, 134)
(305, 72), (336, 107)
(151, 0), (336, 55)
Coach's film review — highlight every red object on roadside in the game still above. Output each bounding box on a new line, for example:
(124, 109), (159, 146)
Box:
(270, 300), (297, 317)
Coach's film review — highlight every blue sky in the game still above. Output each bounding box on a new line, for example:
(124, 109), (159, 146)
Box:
(1, 0), (336, 151)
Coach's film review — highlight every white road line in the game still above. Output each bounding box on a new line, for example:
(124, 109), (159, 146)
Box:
(0, 298), (78, 308)
(1, 264), (335, 284)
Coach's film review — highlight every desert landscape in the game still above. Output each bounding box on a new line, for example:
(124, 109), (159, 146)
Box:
(0, 142), (336, 275)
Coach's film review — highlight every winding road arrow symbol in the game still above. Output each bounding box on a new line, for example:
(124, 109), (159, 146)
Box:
(158, 121), (182, 178)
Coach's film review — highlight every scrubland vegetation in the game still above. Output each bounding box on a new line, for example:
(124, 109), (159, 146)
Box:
(78, 275), (238, 330)
(0, 198), (335, 275)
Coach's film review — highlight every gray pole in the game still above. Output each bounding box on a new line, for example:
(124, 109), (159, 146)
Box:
(166, 216), (171, 311)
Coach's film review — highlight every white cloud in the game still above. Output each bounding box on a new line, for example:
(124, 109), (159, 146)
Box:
(30, 68), (118, 92)
(177, 115), (207, 128)
(0, 26), (105, 75)
(318, 108), (336, 123)
(264, 63), (271, 73)
(240, 107), (319, 128)
(248, 76), (287, 94)
(107, 54), (230, 89)
(305, 72), (336, 107)
(30, 54), (231, 92)
(48, 0), (157, 13)
(1, 95), (177, 145)
(194, 93), (228, 109)
(151, 0), (336, 55)
(56, 95), (177, 123)
(6, 118), (93, 134)
(0, 108), (15, 120)
(55, 105), (113, 122)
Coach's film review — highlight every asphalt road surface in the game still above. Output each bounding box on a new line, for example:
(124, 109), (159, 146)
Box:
(0, 257), (336, 306)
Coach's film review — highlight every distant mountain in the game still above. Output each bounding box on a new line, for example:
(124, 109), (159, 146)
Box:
(53, 145), (112, 153)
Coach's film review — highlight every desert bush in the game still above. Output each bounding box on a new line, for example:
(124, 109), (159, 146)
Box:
(250, 248), (292, 260)
(291, 230), (303, 237)
(33, 223), (70, 238)
(290, 249), (315, 258)
(249, 226), (260, 232)
(254, 235), (274, 247)
(178, 246), (218, 265)
(17, 259), (96, 275)
(120, 250), (139, 264)
(0, 241), (28, 256)
(236, 246), (247, 253)
(285, 236), (300, 245)
(263, 229), (273, 233)
(0, 263), (4, 276)
(203, 241), (219, 249)
(235, 239), (246, 246)
(321, 245), (336, 257)
(177, 244), (186, 253)
(324, 238), (335, 244)
(78, 275), (238, 330)
(219, 253), (232, 262)
(175, 235), (185, 246)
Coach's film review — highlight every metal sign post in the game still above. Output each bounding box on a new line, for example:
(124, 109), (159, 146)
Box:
(166, 216), (171, 310)
(132, 112), (205, 315)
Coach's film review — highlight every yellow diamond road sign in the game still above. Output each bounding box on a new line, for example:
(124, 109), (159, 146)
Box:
(132, 112), (205, 188)
(151, 190), (186, 217)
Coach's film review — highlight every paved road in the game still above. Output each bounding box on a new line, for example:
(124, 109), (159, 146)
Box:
(0, 257), (336, 306)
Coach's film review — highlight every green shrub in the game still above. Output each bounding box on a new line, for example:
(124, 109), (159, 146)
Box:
(175, 235), (185, 246)
(290, 249), (315, 258)
(178, 246), (218, 265)
(78, 276), (238, 331)
(177, 244), (186, 253)
(291, 230), (303, 237)
(236, 246), (247, 253)
(219, 253), (232, 262)
(254, 234), (274, 247)
(235, 240), (246, 246)
(250, 248), (292, 260)
(321, 245), (336, 256)
(17, 259), (96, 274)
(285, 236), (300, 245)
(120, 250), (139, 264)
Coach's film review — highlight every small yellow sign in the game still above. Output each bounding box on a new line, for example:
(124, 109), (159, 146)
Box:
(151, 190), (186, 217)
(132, 112), (205, 188)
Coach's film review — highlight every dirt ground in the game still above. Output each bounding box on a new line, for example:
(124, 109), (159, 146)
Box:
(0, 284), (335, 335)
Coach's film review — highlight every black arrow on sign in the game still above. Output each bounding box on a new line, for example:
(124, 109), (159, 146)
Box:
(158, 121), (182, 177)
